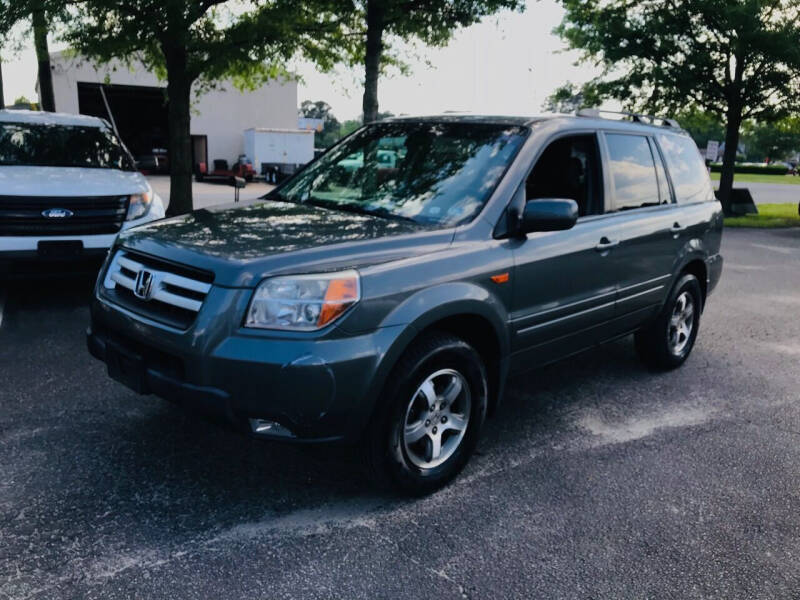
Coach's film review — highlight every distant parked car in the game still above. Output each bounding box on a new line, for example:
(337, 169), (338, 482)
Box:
(338, 149), (398, 172)
(0, 110), (165, 275)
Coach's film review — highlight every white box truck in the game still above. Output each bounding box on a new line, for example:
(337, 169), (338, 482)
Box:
(243, 128), (315, 181)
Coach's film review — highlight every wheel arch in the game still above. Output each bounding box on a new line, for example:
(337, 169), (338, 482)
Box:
(413, 313), (507, 417)
(362, 285), (512, 435)
(679, 258), (708, 308)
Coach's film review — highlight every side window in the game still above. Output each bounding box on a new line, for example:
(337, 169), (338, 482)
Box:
(650, 138), (673, 203)
(525, 134), (603, 217)
(657, 133), (715, 204)
(605, 133), (660, 210)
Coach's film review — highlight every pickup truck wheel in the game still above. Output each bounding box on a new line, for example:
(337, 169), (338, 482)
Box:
(635, 273), (702, 370)
(365, 331), (487, 495)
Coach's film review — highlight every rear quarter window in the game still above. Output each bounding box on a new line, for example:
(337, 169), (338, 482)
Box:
(657, 134), (715, 204)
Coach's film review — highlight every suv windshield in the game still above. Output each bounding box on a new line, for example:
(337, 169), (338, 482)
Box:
(276, 121), (528, 226)
(0, 122), (135, 170)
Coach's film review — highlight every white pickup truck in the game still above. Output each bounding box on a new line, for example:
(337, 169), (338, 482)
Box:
(0, 110), (165, 275)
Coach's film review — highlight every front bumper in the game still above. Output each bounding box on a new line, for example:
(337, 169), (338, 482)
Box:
(0, 195), (165, 276)
(88, 288), (404, 443)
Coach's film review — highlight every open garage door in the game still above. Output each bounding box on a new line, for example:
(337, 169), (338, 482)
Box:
(77, 82), (170, 173)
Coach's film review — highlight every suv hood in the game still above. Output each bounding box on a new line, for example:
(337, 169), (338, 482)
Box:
(118, 199), (454, 287)
(0, 166), (148, 196)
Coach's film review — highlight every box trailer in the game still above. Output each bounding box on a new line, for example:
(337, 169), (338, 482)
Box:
(243, 128), (315, 181)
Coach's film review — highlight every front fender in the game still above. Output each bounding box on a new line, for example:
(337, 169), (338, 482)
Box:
(380, 281), (510, 353)
(351, 282), (511, 438)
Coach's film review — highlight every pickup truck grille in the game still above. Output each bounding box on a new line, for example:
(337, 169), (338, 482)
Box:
(102, 249), (214, 330)
(0, 195), (129, 236)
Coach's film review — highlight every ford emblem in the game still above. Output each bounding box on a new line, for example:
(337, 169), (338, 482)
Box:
(42, 208), (74, 219)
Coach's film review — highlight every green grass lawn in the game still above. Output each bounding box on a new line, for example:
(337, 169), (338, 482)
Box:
(710, 172), (800, 185)
(724, 203), (800, 228)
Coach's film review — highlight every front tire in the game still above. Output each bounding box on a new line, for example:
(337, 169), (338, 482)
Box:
(364, 331), (488, 495)
(635, 273), (702, 370)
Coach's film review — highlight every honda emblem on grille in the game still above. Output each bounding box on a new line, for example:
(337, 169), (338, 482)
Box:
(41, 208), (74, 219)
(134, 270), (155, 300)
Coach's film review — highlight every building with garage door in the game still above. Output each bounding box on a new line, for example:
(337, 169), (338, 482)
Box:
(49, 51), (298, 173)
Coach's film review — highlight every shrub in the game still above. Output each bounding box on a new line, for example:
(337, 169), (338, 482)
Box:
(709, 162), (789, 175)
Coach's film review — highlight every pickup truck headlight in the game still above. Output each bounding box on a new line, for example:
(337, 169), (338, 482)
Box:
(126, 191), (152, 221)
(245, 270), (360, 331)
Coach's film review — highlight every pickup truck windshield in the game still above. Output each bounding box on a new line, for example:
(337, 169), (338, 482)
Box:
(276, 122), (528, 226)
(0, 122), (135, 170)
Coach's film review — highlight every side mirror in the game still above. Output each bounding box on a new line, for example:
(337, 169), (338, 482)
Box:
(519, 198), (578, 234)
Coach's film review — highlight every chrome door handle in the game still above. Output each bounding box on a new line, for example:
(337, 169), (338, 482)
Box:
(595, 237), (620, 252)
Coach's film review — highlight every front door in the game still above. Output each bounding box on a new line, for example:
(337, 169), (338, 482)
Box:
(508, 134), (620, 372)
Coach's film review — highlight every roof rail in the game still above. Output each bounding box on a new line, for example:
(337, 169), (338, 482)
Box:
(576, 108), (681, 129)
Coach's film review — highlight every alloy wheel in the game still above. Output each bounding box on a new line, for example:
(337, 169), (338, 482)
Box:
(402, 368), (472, 469)
(668, 291), (695, 355)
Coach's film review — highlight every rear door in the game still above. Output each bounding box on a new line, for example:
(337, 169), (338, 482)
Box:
(597, 131), (679, 335)
(655, 131), (719, 249)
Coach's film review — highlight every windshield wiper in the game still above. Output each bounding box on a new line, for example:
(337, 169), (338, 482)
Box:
(304, 196), (420, 224)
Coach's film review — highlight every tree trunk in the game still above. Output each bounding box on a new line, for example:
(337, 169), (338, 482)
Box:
(32, 3), (55, 112)
(717, 102), (743, 216)
(362, 0), (385, 124)
(163, 45), (194, 216)
(0, 54), (5, 109)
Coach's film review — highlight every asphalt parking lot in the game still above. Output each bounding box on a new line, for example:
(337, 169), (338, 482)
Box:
(147, 175), (275, 211)
(1, 227), (800, 599)
(714, 180), (800, 205)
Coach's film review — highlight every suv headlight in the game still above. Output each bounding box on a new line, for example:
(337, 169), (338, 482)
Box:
(245, 270), (361, 331)
(126, 190), (153, 221)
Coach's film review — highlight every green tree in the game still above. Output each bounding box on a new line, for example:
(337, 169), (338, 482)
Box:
(12, 95), (37, 108)
(741, 117), (800, 162)
(0, 2), (22, 108)
(0, 0), (64, 111)
(299, 100), (342, 147)
(62, 0), (344, 216)
(340, 118), (363, 138)
(556, 0), (800, 214)
(543, 81), (601, 114)
(674, 107), (725, 151)
(337, 0), (523, 124)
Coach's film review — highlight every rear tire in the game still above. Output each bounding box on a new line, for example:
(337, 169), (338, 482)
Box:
(635, 273), (702, 370)
(364, 331), (488, 495)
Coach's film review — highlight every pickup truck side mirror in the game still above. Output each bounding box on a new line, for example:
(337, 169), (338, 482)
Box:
(519, 198), (579, 234)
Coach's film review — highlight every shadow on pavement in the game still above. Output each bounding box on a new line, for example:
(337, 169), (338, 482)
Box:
(0, 264), (665, 553)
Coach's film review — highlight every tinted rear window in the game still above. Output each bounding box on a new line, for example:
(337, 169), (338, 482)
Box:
(605, 133), (660, 210)
(657, 134), (714, 204)
(0, 122), (135, 170)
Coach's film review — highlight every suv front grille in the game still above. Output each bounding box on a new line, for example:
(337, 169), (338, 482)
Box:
(0, 195), (129, 236)
(102, 249), (214, 329)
